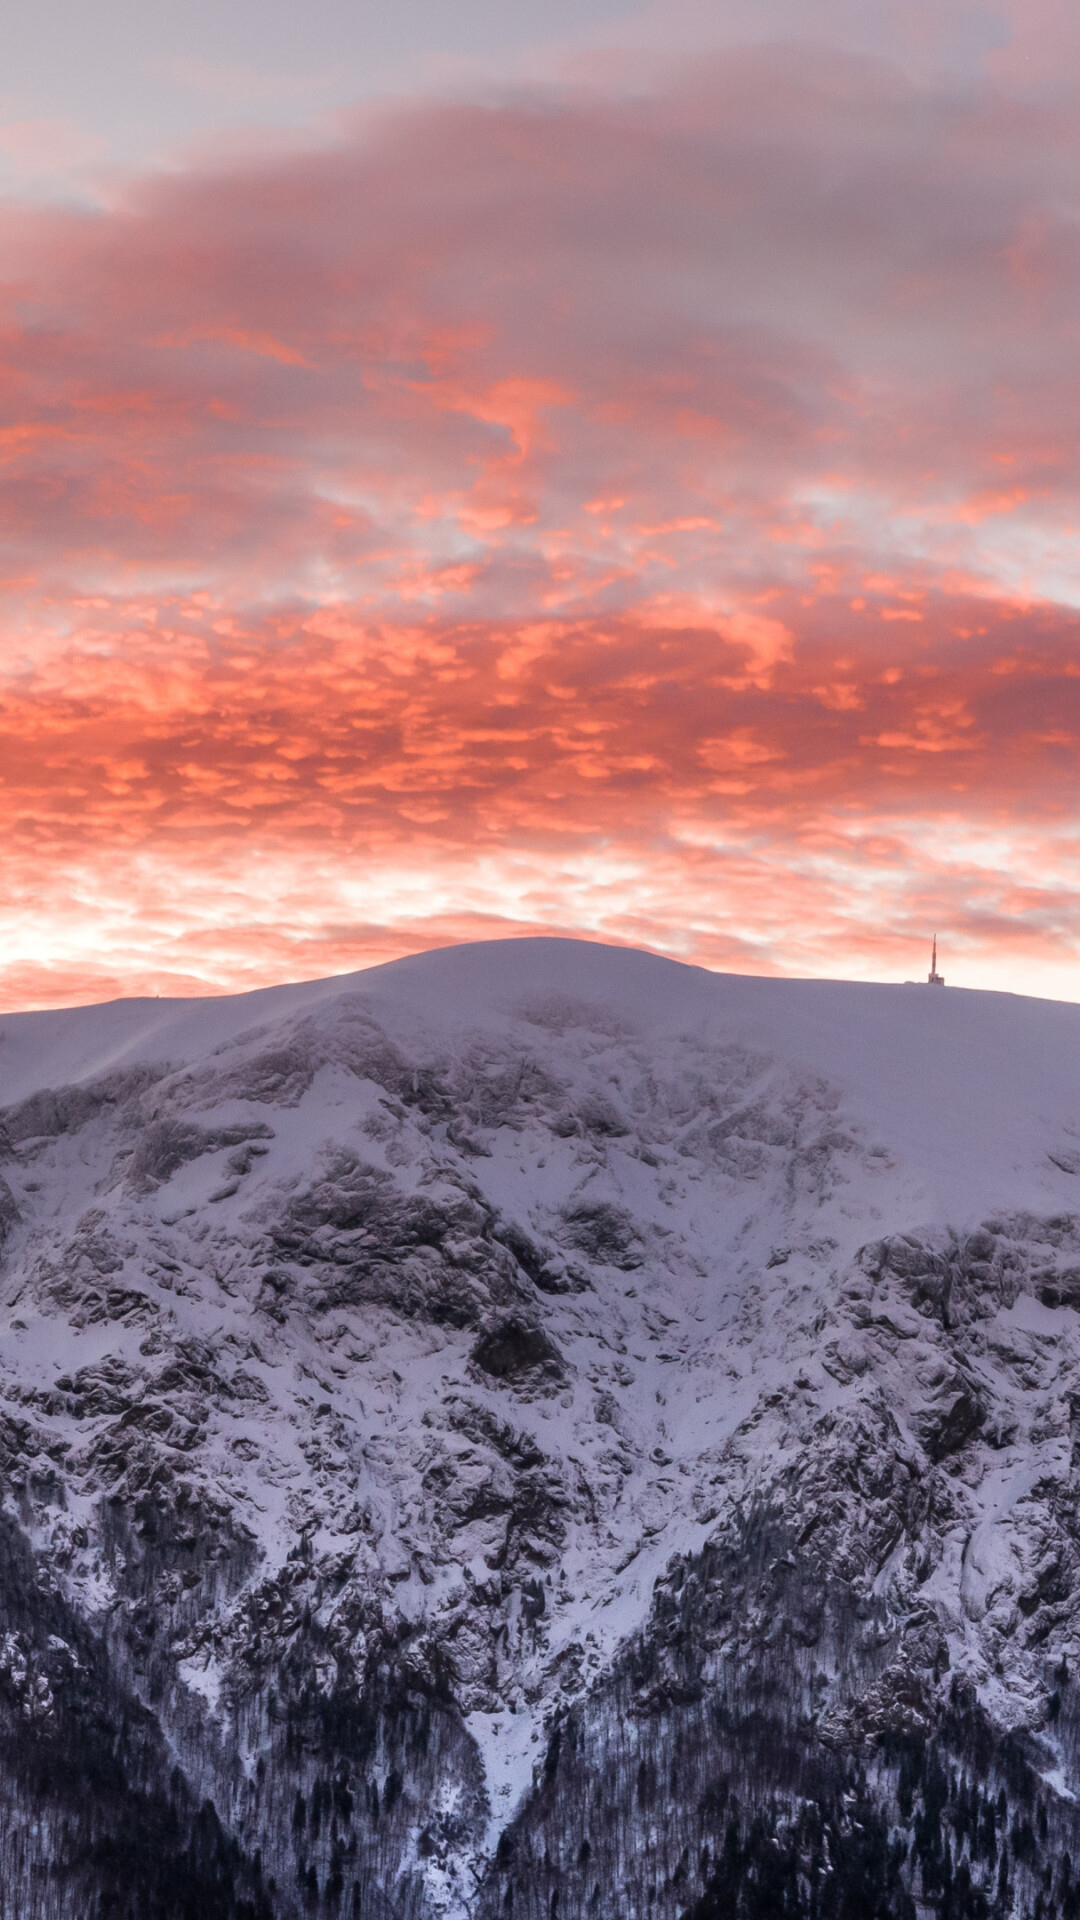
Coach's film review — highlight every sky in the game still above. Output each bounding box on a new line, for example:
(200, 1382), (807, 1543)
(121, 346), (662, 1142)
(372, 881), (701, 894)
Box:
(3, 0), (1080, 1008)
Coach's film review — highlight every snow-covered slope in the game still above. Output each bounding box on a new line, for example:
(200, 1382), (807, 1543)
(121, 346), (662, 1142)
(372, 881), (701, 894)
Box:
(2, 938), (1080, 1918)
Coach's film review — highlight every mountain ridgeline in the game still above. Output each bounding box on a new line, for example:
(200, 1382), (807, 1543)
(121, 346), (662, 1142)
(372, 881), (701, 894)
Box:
(0, 939), (1079, 1916)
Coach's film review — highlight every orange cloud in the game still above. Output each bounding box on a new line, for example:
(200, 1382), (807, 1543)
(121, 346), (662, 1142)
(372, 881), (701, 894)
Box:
(3, 48), (1080, 1003)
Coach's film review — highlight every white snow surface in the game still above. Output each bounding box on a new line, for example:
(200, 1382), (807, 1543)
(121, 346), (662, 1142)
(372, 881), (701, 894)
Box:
(3, 936), (1080, 1887)
(2, 937), (1076, 1220)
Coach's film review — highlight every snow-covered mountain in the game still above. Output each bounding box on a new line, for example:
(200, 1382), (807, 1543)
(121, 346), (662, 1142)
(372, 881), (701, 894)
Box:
(2, 937), (1080, 1918)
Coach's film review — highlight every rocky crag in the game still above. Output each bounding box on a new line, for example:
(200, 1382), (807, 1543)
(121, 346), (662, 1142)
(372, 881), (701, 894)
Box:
(1, 939), (1080, 1916)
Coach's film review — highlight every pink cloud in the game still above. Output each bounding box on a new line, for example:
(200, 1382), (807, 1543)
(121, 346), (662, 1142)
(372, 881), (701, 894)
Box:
(2, 44), (1080, 1003)
(0, 118), (106, 187)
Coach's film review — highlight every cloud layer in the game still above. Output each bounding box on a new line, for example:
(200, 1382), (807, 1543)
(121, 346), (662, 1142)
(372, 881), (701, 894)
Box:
(3, 37), (1080, 1005)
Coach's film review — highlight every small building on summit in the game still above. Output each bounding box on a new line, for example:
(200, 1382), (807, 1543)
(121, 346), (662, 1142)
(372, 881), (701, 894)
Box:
(927, 936), (945, 986)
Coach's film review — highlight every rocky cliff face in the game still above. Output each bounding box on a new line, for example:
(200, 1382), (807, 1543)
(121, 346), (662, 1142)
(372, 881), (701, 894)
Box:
(2, 940), (1080, 1917)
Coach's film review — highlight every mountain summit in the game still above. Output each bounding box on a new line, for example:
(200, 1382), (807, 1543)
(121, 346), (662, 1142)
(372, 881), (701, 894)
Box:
(1, 937), (1079, 1918)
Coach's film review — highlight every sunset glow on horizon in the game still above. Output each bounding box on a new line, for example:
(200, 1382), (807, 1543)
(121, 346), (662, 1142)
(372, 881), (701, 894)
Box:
(5, 2), (1080, 1009)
